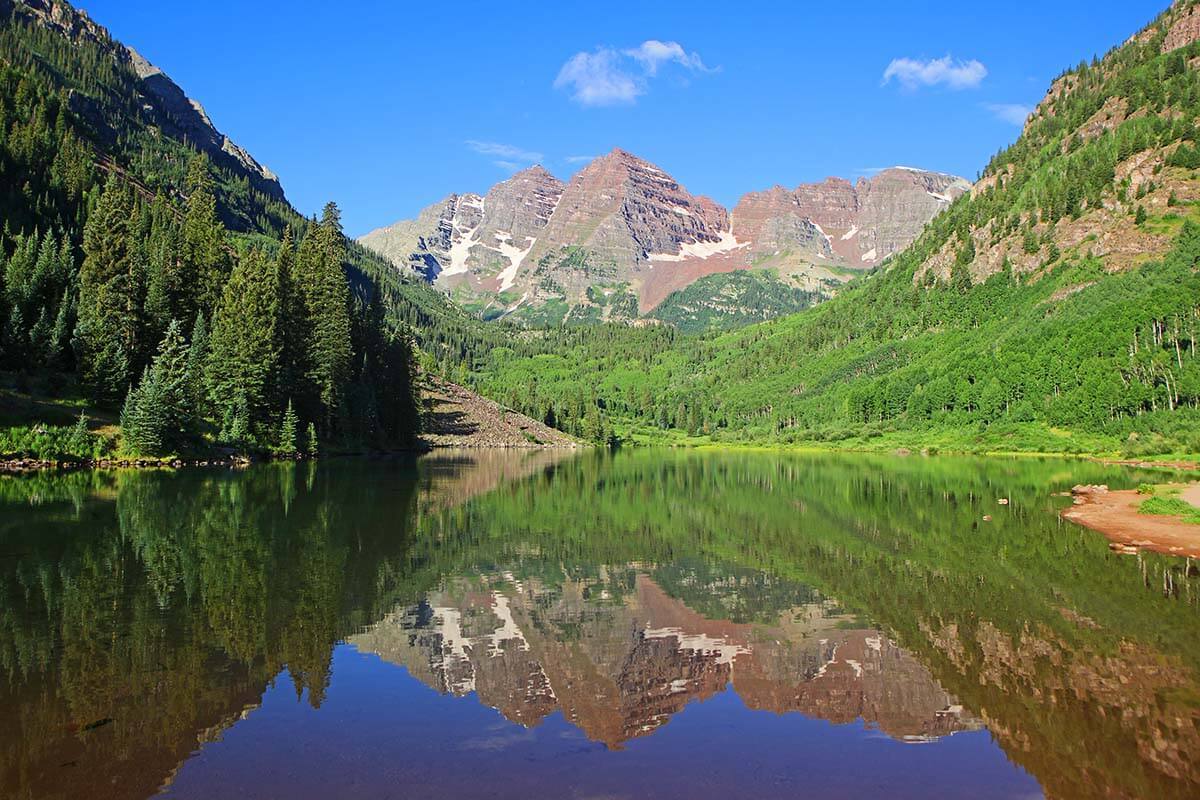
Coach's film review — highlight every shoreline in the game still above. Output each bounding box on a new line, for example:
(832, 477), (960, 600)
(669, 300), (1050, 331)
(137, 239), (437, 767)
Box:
(1061, 484), (1200, 558)
(680, 440), (1199, 470)
(0, 441), (585, 475)
(2, 440), (1195, 475)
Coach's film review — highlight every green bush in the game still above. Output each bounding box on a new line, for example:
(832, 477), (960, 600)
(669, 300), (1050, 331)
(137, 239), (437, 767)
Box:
(1139, 495), (1200, 523)
(0, 417), (113, 461)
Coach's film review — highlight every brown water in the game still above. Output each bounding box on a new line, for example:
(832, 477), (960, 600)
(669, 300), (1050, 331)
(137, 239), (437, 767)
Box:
(0, 450), (1197, 799)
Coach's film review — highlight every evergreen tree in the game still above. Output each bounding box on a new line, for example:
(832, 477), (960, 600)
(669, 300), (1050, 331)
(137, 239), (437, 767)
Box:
(76, 175), (139, 404)
(121, 366), (165, 456)
(274, 227), (308, 413)
(277, 400), (299, 456)
(50, 287), (73, 370)
(120, 320), (191, 456)
(181, 154), (229, 315)
(67, 411), (92, 459)
(186, 311), (208, 412)
(206, 248), (280, 442)
(294, 204), (352, 432)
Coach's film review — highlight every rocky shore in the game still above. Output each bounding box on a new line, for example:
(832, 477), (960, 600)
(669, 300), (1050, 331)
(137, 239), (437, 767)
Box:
(1062, 483), (1200, 558)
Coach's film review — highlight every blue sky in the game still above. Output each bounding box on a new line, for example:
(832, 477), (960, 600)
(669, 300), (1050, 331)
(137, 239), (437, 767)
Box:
(82, 0), (1167, 237)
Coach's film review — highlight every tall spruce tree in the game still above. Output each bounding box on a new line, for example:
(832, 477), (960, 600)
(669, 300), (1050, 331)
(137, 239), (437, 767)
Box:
(206, 248), (281, 444)
(181, 154), (229, 316)
(76, 175), (140, 404)
(295, 204), (352, 433)
(186, 311), (208, 412)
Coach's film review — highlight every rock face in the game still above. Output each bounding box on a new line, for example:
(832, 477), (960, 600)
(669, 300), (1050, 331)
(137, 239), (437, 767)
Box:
(5, 0), (285, 202)
(360, 166), (564, 290)
(732, 167), (971, 272)
(360, 149), (969, 324)
(349, 568), (980, 749)
(1163, 1), (1200, 53)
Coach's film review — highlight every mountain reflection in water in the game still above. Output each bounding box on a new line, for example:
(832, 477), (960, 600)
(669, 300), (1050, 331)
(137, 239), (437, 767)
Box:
(351, 569), (979, 748)
(0, 450), (1197, 800)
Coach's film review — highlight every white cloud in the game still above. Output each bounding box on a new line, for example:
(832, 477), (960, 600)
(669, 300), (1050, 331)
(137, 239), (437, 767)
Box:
(623, 40), (708, 76)
(554, 49), (641, 106)
(554, 40), (711, 107)
(882, 56), (987, 90)
(985, 103), (1033, 125)
(465, 140), (543, 169)
(565, 154), (596, 164)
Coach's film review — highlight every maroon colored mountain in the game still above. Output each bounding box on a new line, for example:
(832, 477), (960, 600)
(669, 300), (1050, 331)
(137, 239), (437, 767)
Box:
(359, 149), (970, 322)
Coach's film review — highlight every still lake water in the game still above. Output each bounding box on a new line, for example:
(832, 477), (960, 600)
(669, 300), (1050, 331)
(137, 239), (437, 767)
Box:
(1, 450), (1198, 799)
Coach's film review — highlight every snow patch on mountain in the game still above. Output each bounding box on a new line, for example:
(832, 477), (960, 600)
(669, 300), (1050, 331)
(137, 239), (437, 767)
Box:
(647, 230), (747, 262)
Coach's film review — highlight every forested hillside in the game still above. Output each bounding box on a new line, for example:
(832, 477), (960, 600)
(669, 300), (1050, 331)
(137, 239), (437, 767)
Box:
(0, 0), (428, 458)
(4, 0), (1199, 459)
(459, 2), (1200, 456)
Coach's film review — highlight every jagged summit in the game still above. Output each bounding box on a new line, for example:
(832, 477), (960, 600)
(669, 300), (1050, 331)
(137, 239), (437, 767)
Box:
(360, 149), (968, 324)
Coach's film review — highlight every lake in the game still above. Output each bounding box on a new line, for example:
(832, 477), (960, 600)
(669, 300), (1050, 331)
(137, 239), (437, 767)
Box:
(1, 450), (1197, 799)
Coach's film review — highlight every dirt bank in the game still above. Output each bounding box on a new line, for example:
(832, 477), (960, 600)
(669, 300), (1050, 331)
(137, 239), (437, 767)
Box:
(1062, 484), (1200, 558)
(419, 377), (581, 449)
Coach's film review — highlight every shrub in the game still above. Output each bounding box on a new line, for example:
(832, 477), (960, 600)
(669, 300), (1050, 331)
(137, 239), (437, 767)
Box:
(1139, 495), (1200, 523)
(0, 418), (112, 461)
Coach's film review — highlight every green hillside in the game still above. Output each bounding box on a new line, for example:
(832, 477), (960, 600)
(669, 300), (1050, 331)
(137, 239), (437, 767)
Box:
(0, 0), (428, 457)
(647, 269), (825, 333)
(463, 3), (1200, 456)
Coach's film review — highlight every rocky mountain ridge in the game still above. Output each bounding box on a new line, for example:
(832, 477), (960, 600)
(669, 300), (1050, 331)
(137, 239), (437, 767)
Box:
(360, 149), (969, 325)
(4, 0), (285, 203)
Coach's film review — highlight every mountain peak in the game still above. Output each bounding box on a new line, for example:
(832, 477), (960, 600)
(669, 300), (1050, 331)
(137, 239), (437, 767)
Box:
(511, 164), (553, 179)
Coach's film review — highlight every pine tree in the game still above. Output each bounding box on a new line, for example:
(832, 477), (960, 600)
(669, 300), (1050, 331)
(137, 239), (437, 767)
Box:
(181, 154), (229, 315)
(50, 287), (73, 370)
(28, 306), (52, 366)
(294, 204), (352, 432)
(305, 422), (319, 456)
(206, 248), (280, 441)
(120, 320), (192, 456)
(274, 227), (308, 414)
(121, 366), (165, 455)
(1, 305), (25, 368)
(186, 311), (208, 412)
(226, 394), (250, 452)
(76, 175), (139, 404)
(277, 399), (298, 456)
(68, 411), (92, 460)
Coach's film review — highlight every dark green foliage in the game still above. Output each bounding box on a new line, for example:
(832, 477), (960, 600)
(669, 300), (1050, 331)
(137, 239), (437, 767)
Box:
(206, 248), (280, 443)
(120, 320), (191, 456)
(295, 204), (353, 431)
(0, 1), (421, 454)
(76, 175), (139, 403)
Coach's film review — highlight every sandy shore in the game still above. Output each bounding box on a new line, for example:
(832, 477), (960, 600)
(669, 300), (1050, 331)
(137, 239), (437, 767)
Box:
(1062, 484), (1200, 558)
